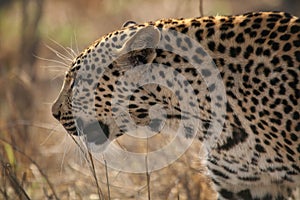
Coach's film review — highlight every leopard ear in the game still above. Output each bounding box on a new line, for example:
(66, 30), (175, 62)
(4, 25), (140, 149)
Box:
(120, 26), (160, 53)
(116, 26), (160, 66)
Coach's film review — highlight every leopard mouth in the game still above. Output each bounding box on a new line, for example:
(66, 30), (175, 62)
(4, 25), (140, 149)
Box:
(74, 118), (110, 145)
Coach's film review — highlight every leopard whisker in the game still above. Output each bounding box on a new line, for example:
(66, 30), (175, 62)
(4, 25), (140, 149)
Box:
(71, 31), (80, 56)
(59, 134), (73, 174)
(35, 55), (69, 67)
(47, 38), (77, 62)
(45, 44), (74, 64)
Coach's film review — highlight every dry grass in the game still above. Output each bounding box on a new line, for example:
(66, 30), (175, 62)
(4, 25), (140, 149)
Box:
(1, 0), (299, 199)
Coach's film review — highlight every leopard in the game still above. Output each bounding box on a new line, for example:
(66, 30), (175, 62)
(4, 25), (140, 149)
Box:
(52, 11), (300, 199)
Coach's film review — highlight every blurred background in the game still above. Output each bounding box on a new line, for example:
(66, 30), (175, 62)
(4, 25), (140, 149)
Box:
(0, 0), (299, 199)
